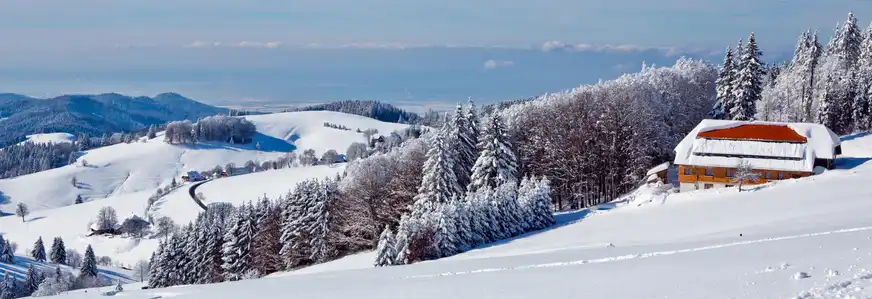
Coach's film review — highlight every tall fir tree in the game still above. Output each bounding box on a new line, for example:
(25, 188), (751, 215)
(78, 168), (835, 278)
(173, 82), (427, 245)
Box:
(448, 104), (478, 191)
(0, 240), (13, 264)
(49, 237), (67, 264)
(802, 30), (824, 122)
(251, 198), (282, 276)
(468, 114), (519, 193)
(25, 264), (43, 296)
(411, 124), (462, 215)
(221, 202), (255, 280)
(31, 237), (46, 262)
(731, 33), (763, 121)
(712, 46), (736, 119)
(308, 179), (336, 263)
(80, 245), (99, 278)
(374, 226), (397, 267)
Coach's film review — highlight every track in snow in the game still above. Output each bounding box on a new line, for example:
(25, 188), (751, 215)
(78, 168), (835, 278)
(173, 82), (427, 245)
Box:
(188, 180), (210, 210)
(402, 225), (872, 280)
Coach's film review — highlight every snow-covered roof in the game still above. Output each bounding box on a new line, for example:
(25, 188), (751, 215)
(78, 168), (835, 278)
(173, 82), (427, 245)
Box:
(673, 120), (840, 173)
(645, 162), (670, 176)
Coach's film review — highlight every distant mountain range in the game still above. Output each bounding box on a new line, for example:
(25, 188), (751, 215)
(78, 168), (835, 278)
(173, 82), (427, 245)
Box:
(0, 92), (228, 146)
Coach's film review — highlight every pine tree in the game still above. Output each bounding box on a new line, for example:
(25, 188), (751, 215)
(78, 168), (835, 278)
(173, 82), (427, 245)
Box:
(148, 241), (167, 288)
(712, 46), (736, 119)
(25, 264), (43, 296)
(374, 226), (397, 266)
(222, 203), (255, 280)
(468, 114), (519, 193)
(49, 237), (67, 264)
(80, 245), (99, 278)
(251, 198), (282, 275)
(731, 33), (763, 121)
(802, 31), (824, 122)
(75, 195), (84, 204)
(0, 272), (13, 299)
(533, 177), (556, 229)
(280, 182), (313, 269)
(433, 204), (459, 258)
(308, 180), (336, 263)
(32, 237), (46, 262)
(0, 240), (13, 264)
(411, 124), (462, 215)
(115, 279), (123, 292)
(147, 125), (157, 139)
(197, 225), (225, 284)
(448, 104), (477, 191)
(465, 98), (481, 152)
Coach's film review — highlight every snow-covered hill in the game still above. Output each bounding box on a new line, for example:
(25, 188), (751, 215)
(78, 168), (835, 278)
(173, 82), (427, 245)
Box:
(245, 111), (411, 155)
(0, 111), (406, 213)
(18, 133), (76, 145)
(45, 132), (872, 298)
(0, 111), (407, 266)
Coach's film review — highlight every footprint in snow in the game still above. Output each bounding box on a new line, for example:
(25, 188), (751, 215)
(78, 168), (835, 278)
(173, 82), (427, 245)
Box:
(794, 272), (811, 280)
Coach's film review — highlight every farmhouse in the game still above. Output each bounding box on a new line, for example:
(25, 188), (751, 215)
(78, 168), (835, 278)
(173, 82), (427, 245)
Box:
(673, 120), (841, 192)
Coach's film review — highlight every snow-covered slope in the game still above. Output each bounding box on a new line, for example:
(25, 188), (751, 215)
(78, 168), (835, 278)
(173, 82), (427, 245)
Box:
(0, 111), (406, 266)
(0, 111), (407, 213)
(156, 164), (347, 226)
(47, 132), (872, 299)
(245, 111), (410, 155)
(0, 255), (132, 285)
(18, 133), (76, 145)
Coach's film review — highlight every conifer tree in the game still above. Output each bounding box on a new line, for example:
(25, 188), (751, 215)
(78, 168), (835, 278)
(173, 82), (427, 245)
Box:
(251, 198), (282, 275)
(50, 237), (67, 264)
(32, 237), (46, 262)
(222, 203), (255, 280)
(731, 33), (763, 121)
(712, 46), (736, 119)
(0, 240), (13, 264)
(147, 125), (157, 139)
(448, 104), (478, 191)
(80, 245), (99, 279)
(411, 124), (462, 215)
(468, 114), (519, 193)
(25, 264), (43, 296)
(308, 180), (336, 263)
(374, 226), (397, 267)
(433, 204), (459, 258)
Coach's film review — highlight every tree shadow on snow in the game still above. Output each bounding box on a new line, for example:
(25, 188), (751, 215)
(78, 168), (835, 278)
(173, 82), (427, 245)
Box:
(835, 157), (872, 170)
(186, 133), (296, 153)
(840, 131), (872, 142)
(468, 204), (617, 252)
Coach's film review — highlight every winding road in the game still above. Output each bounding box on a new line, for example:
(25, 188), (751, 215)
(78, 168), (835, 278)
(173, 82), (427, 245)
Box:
(188, 180), (210, 211)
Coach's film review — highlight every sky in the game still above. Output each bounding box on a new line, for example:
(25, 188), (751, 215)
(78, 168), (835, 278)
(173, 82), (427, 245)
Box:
(0, 0), (869, 110)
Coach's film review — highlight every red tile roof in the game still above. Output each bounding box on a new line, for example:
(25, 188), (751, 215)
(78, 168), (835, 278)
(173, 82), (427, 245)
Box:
(696, 124), (808, 143)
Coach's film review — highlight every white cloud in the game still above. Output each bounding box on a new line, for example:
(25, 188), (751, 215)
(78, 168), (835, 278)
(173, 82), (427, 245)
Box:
(540, 41), (711, 57)
(483, 60), (514, 69)
(183, 41), (281, 48)
(235, 41), (282, 48)
(184, 41), (222, 48)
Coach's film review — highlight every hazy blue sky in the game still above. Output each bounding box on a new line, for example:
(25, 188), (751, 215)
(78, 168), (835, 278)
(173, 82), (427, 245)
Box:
(0, 1), (869, 109)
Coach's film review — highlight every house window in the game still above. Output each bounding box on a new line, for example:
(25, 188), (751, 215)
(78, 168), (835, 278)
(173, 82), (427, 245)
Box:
(705, 167), (713, 176)
(704, 183), (713, 189)
(683, 167), (691, 175)
(726, 169), (735, 178)
(792, 174), (801, 179)
(765, 172), (771, 180)
(777, 172), (784, 180)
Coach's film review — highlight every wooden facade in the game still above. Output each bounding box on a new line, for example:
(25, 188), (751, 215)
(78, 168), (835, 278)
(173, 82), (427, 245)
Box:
(676, 165), (811, 187)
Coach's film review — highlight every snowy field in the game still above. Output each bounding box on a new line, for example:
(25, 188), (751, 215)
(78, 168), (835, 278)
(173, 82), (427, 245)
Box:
(40, 132), (872, 298)
(0, 111), (406, 266)
(17, 133), (76, 145)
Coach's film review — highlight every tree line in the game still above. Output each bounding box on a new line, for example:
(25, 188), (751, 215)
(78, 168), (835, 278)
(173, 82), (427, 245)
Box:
(0, 234), (111, 298)
(720, 12), (872, 136)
